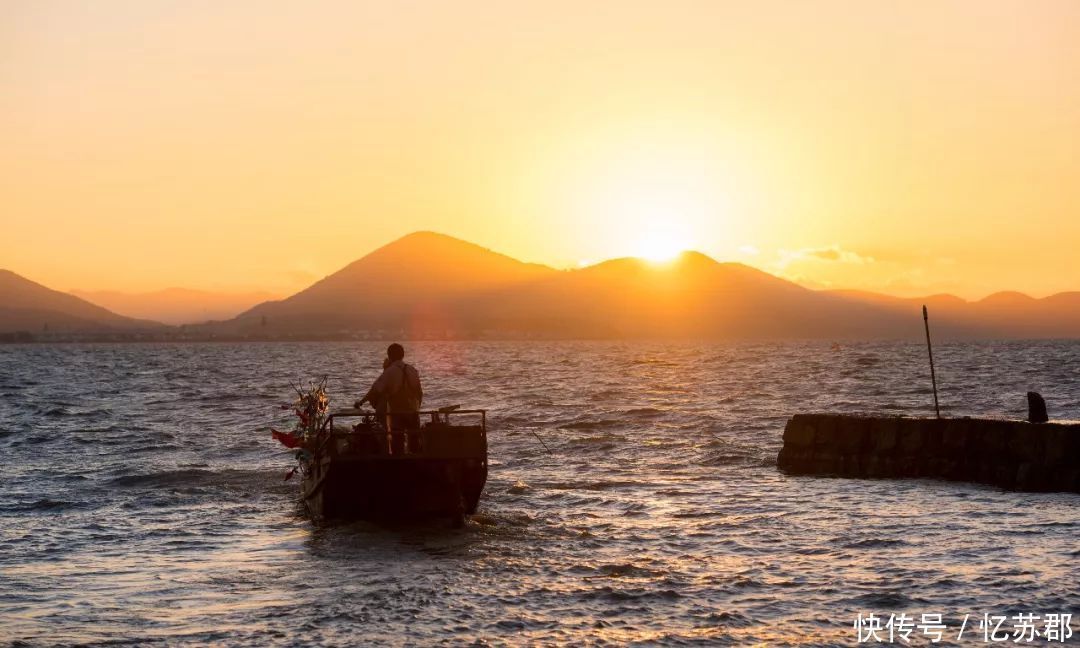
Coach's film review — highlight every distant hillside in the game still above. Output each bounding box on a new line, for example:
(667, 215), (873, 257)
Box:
(9, 232), (1080, 341)
(219, 231), (559, 335)
(0, 270), (164, 334)
(202, 232), (979, 340)
(828, 289), (1080, 338)
(455, 252), (934, 338)
(72, 287), (280, 325)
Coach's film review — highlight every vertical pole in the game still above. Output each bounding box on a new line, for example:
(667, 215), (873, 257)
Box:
(385, 412), (393, 455)
(923, 305), (941, 419)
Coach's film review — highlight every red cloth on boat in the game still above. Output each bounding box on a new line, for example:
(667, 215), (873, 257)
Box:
(271, 429), (303, 448)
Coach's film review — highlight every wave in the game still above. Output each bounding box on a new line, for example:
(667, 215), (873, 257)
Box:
(628, 358), (676, 366)
(562, 419), (623, 431)
(567, 433), (625, 444)
(701, 610), (753, 628)
(838, 537), (911, 549)
(848, 590), (922, 608)
(2, 498), (83, 513)
(585, 562), (666, 579)
(702, 451), (755, 467)
(107, 467), (274, 490)
(539, 479), (641, 491)
(581, 585), (683, 602)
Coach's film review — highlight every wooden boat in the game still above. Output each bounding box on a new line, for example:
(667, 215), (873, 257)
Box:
(301, 407), (488, 526)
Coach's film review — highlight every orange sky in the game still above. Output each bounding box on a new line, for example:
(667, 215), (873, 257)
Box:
(2, 1), (1079, 299)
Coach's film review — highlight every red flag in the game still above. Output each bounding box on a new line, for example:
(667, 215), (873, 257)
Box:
(271, 429), (303, 449)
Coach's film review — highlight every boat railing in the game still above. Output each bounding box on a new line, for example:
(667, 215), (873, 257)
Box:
(314, 408), (487, 457)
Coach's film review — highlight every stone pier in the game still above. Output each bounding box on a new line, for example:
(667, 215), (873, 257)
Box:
(776, 414), (1080, 493)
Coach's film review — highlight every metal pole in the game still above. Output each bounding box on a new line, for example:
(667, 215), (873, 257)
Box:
(923, 305), (941, 418)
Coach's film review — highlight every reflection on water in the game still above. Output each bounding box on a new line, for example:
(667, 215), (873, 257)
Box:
(1, 341), (1078, 645)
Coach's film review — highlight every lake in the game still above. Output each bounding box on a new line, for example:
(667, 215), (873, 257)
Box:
(1, 341), (1077, 645)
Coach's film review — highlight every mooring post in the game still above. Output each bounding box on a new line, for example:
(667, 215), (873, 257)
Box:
(923, 305), (941, 418)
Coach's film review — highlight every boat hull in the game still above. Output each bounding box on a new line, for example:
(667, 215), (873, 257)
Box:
(302, 418), (488, 525)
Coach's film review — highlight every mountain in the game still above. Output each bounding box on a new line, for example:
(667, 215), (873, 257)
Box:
(828, 289), (1080, 338)
(0, 270), (164, 335)
(206, 232), (954, 339)
(457, 252), (930, 338)
(218, 231), (558, 335)
(71, 287), (280, 325)
(9, 232), (1080, 341)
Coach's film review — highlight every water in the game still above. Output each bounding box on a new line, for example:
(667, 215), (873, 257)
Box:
(1, 341), (1077, 646)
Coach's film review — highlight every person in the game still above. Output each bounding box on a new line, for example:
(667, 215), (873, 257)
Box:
(356, 343), (423, 450)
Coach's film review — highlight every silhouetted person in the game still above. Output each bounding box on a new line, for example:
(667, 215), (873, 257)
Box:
(356, 343), (423, 451)
(1027, 391), (1048, 424)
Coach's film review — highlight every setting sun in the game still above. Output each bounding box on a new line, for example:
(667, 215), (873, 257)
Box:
(634, 229), (688, 263)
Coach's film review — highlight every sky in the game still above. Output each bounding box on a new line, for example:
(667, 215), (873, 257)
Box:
(2, 1), (1079, 299)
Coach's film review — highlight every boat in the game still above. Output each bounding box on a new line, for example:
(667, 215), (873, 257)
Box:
(300, 406), (488, 526)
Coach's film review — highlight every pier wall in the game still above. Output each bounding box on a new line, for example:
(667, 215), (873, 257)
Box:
(777, 414), (1080, 493)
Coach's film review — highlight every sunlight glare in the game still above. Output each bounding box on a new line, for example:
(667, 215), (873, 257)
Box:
(634, 228), (688, 263)
(560, 137), (730, 266)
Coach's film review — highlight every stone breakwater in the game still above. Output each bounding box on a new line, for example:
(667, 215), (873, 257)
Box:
(777, 414), (1080, 493)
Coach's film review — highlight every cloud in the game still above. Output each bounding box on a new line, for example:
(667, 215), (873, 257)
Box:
(776, 245), (874, 269)
(810, 248), (841, 261)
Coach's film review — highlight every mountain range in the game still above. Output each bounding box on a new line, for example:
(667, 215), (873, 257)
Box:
(3, 231), (1079, 340)
(0, 270), (163, 338)
(71, 288), (279, 325)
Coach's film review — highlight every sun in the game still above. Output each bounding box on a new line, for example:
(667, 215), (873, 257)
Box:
(635, 231), (687, 263)
(630, 222), (692, 263)
(562, 138), (726, 266)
